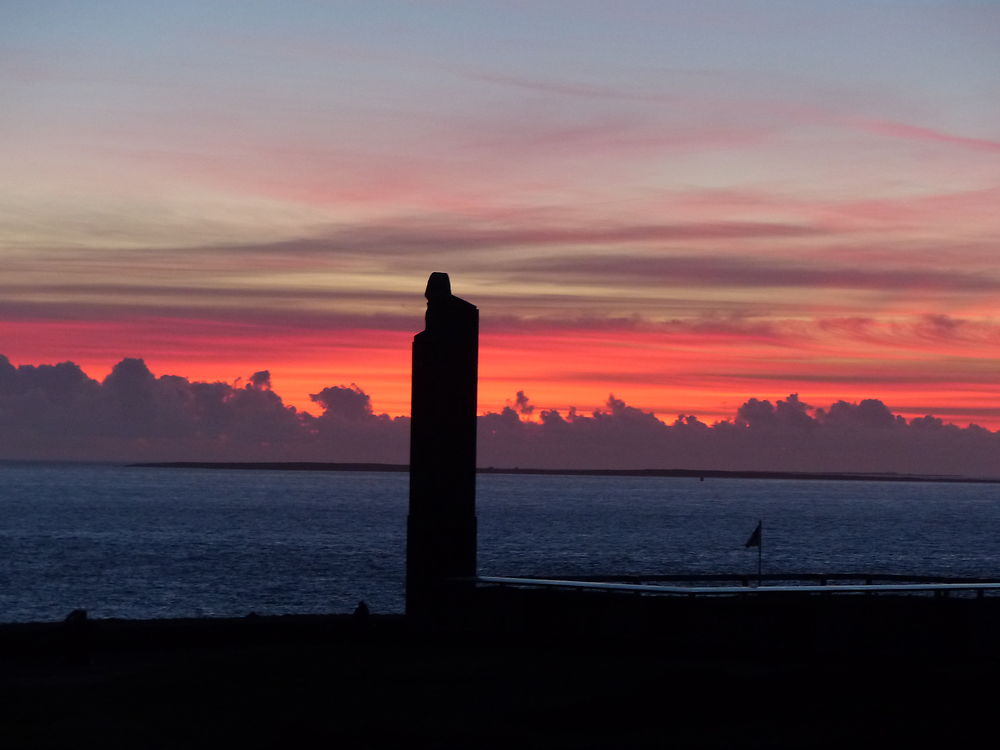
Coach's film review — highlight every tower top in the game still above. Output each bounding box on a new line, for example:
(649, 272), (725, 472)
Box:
(425, 272), (451, 301)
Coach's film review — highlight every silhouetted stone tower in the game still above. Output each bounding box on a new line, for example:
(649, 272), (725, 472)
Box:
(406, 272), (479, 617)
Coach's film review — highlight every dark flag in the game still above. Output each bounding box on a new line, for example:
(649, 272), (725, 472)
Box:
(744, 521), (762, 548)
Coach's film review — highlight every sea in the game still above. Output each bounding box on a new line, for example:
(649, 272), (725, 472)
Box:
(3, 461), (1000, 623)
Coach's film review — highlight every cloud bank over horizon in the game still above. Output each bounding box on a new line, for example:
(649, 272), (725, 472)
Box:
(2, 355), (997, 479)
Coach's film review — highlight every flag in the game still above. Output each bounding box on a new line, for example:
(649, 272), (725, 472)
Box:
(744, 521), (762, 548)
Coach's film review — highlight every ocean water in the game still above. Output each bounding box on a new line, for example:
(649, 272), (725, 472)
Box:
(2, 462), (1000, 623)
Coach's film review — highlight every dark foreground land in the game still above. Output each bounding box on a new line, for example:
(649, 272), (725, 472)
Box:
(4, 594), (1000, 748)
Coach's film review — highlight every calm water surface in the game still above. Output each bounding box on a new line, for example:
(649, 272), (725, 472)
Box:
(2, 462), (999, 622)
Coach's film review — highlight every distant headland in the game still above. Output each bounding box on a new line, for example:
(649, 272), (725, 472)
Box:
(129, 461), (1000, 484)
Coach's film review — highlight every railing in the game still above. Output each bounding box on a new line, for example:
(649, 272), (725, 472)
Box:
(540, 572), (1000, 585)
(469, 574), (1000, 598)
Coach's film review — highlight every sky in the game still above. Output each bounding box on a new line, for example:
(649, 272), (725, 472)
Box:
(3, 1), (1000, 464)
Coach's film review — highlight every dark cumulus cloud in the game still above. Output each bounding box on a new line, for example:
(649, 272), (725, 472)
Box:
(0, 355), (403, 463)
(1, 355), (999, 478)
(477, 393), (1000, 478)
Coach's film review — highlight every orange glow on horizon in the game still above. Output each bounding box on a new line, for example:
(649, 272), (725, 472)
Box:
(4, 317), (1000, 430)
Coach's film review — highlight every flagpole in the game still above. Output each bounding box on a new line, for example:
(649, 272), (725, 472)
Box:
(744, 520), (763, 587)
(757, 519), (762, 586)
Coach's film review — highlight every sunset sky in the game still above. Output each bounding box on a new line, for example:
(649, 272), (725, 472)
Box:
(4, 1), (1000, 428)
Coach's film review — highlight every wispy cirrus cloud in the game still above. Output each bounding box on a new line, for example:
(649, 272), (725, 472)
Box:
(513, 254), (1000, 294)
(459, 70), (679, 103)
(856, 119), (1000, 153)
(0, 297), (419, 334)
